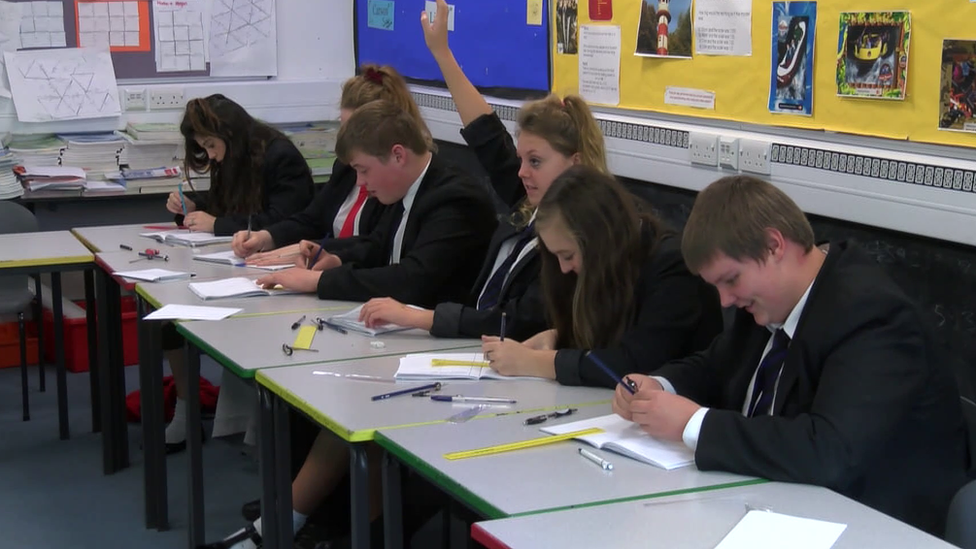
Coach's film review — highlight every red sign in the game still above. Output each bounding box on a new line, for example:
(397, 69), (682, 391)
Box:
(589, 0), (612, 21)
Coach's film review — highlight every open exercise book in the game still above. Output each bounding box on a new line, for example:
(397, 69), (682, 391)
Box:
(188, 277), (304, 300)
(193, 250), (293, 271)
(140, 229), (233, 247)
(112, 268), (193, 283)
(325, 304), (418, 336)
(540, 414), (695, 470)
(394, 352), (544, 381)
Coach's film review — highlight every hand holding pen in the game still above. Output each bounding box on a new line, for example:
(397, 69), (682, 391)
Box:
(298, 238), (340, 271)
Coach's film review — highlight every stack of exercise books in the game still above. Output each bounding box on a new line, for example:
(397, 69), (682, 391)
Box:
(0, 149), (23, 199)
(6, 134), (64, 167)
(140, 229), (232, 247)
(14, 165), (87, 191)
(123, 122), (182, 141)
(57, 133), (124, 180)
(279, 121), (338, 177)
(116, 123), (181, 171)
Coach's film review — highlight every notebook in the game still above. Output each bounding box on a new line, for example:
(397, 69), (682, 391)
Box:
(325, 304), (417, 336)
(188, 277), (304, 300)
(193, 250), (293, 271)
(714, 510), (846, 549)
(540, 414), (695, 470)
(394, 352), (544, 381)
(140, 229), (233, 247)
(112, 268), (194, 282)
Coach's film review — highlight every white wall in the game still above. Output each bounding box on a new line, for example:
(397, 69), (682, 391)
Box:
(0, 0), (354, 134)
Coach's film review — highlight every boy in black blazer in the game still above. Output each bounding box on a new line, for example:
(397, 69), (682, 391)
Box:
(613, 175), (968, 536)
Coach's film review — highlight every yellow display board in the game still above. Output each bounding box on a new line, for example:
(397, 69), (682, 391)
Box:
(552, 0), (976, 148)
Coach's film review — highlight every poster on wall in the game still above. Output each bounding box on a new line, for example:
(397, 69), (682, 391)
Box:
(939, 39), (976, 133)
(836, 11), (911, 100)
(556, 0), (579, 54)
(636, 0), (692, 58)
(768, 1), (816, 115)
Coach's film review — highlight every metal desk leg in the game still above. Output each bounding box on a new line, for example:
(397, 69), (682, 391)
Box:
(258, 386), (280, 549)
(51, 272), (69, 440)
(84, 269), (100, 433)
(137, 297), (168, 530)
(350, 443), (372, 549)
(186, 340), (205, 549)
(96, 268), (128, 474)
(383, 451), (404, 549)
(273, 396), (293, 549)
(32, 274), (44, 393)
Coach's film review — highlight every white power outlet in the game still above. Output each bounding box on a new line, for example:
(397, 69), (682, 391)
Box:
(739, 139), (772, 175)
(149, 87), (185, 110)
(123, 88), (146, 111)
(719, 136), (739, 171)
(689, 132), (719, 167)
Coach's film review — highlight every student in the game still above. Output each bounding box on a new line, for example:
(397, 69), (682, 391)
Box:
(202, 100), (497, 549)
(356, 0), (608, 341)
(479, 165), (723, 386)
(612, 175), (969, 535)
(252, 99), (496, 305)
(232, 65), (428, 261)
(166, 94), (314, 235)
(160, 95), (314, 452)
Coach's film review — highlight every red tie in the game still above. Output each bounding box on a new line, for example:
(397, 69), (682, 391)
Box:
(339, 187), (369, 238)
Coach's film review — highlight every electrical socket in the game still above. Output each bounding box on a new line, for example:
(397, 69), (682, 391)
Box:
(739, 139), (772, 175)
(149, 87), (185, 110)
(719, 136), (739, 171)
(123, 87), (146, 111)
(689, 132), (719, 167)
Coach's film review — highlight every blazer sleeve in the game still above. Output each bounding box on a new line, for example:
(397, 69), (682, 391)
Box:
(694, 302), (930, 490)
(429, 267), (546, 340)
(552, 243), (719, 388)
(266, 173), (347, 247)
(459, 113), (526, 208)
(212, 139), (314, 236)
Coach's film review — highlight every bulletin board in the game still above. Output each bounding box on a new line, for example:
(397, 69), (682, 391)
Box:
(552, 0), (976, 149)
(354, 0), (551, 93)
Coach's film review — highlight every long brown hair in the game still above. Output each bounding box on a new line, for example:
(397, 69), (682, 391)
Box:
(536, 165), (667, 350)
(341, 64), (434, 151)
(180, 94), (287, 216)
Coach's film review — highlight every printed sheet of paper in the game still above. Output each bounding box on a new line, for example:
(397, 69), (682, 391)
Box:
(153, 0), (207, 72)
(578, 24), (620, 106)
(714, 510), (846, 549)
(18, 1), (66, 49)
(77, 0), (149, 51)
(4, 47), (121, 122)
(0, 0), (23, 98)
(695, 0), (752, 56)
(208, 0), (277, 76)
(144, 304), (242, 321)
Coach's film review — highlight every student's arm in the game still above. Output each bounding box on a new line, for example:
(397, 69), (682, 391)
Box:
(459, 114), (525, 208)
(430, 265), (547, 340)
(265, 166), (351, 248)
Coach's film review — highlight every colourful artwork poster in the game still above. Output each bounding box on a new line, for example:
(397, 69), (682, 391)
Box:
(636, 0), (692, 58)
(556, 0), (579, 55)
(769, 1), (816, 115)
(836, 11), (911, 100)
(939, 39), (976, 132)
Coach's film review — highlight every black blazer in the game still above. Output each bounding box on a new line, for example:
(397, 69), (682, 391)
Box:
(265, 160), (386, 247)
(654, 241), (969, 535)
(184, 137), (315, 236)
(553, 233), (723, 387)
(430, 113), (547, 340)
(315, 154), (497, 308)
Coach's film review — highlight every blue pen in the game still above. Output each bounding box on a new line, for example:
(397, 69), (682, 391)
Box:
(178, 180), (188, 217)
(306, 234), (330, 270)
(372, 382), (442, 401)
(586, 351), (638, 395)
(500, 311), (507, 341)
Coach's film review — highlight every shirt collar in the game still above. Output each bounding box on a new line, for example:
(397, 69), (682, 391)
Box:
(401, 155), (431, 213)
(767, 279), (814, 338)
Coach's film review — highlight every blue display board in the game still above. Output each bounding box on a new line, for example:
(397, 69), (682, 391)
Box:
(355, 0), (551, 92)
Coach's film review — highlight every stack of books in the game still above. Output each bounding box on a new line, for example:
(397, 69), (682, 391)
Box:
(279, 121), (338, 177)
(117, 123), (181, 171)
(58, 133), (125, 180)
(14, 165), (87, 191)
(124, 122), (182, 141)
(0, 149), (23, 199)
(6, 134), (64, 167)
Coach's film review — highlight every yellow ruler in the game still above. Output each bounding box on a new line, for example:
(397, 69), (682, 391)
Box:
(443, 427), (604, 460)
(431, 359), (490, 368)
(292, 325), (317, 350)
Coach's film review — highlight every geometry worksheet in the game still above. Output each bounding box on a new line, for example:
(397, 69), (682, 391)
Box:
(153, 0), (207, 72)
(19, 1), (66, 49)
(4, 47), (121, 122)
(209, 0), (276, 76)
(77, 0), (149, 52)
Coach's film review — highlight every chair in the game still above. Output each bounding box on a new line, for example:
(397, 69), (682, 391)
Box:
(0, 202), (40, 421)
(946, 478), (976, 548)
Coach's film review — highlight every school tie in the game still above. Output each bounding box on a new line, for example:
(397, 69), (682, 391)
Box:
(388, 202), (406, 265)
(477, 222), (536, 310)
(747, 329), (791, 417)
(338, 186), (369, 238)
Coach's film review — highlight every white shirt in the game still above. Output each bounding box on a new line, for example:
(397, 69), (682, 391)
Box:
(657, 278), (816, 451)
(390, 156), (431, 264)
(333, 184), (366, 238)
(476, 211), (539, 302)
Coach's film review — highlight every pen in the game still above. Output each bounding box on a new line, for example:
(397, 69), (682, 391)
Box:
(314, 317), (348, 334)
(579, 447), (613, 470)
(120, 244), (132, 251)
(430, 359), (490, 368)
(586, 351), (637, 395)
(372, 382), (442, 401)
(500, 311), (507, 341)
(178, 180), (188, 217)
(246, 214), (252, 242)
(291, 314), (306, 330)
(307, 235), (329, 270)
(430, 395), (516, 404)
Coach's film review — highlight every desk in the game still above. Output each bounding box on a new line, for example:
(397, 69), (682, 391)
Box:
(470, 482), (956, 549)
(0, 231), (95, 440)
(375, 405), (758, 549)
(73, 223), (178, 253)
(256, 359), (609, 549)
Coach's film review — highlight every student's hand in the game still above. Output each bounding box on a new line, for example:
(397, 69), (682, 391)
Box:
(256, 268), (321, 293)
(233, 229), (273, 257)
(421, 0), (451, 58)
(184, 211), (215, 232)
(246, 243), (300, 266)
(612, 373), (659, 421)
(522, 329), (557, 351)
(359, 298), (434, 330)
(628, 385), (700, 443)
(166, 192), (196, 214)
(297, 240), (341, 271)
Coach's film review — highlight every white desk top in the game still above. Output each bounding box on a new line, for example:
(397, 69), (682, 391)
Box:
(374, 404), (756, 519)
(256, 357), (611, 442)
(73, 223), (177, 253)
(471, 481), (955, 549)
(0, 230), (93, 268)
(134, 277), (354, 316)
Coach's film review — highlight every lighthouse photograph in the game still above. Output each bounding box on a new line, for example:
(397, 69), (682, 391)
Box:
(636, 0), (693, 58)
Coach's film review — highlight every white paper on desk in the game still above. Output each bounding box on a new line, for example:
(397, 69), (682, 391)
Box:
(4, 47), (121, 122)
(715, 510), (846, 549)
(695, 0), (753, 56)
(144, 304), (242, 321)
(112, 268), (193, 282)
(578, 25), (620, 106)
(194, 250), (292, 271)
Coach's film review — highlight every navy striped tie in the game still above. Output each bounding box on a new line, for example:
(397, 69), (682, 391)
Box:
(477, 222), (535, 311)
(747, 329), (791, 417)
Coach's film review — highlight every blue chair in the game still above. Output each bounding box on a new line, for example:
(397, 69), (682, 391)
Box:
(0, 202), (40, 421)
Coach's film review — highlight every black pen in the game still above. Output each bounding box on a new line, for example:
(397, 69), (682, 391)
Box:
(500, 311), (507, 341)
(315, 317), (347, 334)
(372, 382), (441, 401)
(120, 244), (132, 251)
(586, 351), (638, 395)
